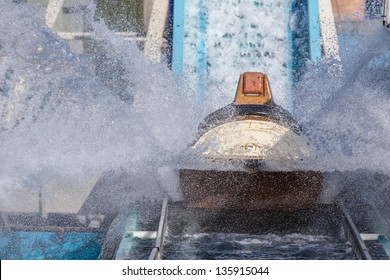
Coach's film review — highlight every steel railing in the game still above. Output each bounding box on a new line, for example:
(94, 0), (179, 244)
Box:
(339, 202), (372, 260)
(148, 197), (169, 260)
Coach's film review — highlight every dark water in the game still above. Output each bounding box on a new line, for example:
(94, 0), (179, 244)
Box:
(163, 233), (354, 260)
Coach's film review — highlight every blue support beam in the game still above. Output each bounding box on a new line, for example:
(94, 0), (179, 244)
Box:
(285, 1), (294, 113)
(308, 0), (321, 62)
(172, 0), (185, 76)
(195, 0), (208, 103)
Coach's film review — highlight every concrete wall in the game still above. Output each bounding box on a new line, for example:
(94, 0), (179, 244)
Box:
(0, 179), (40, 213)
(26, 0), (152, 53)
(27, 0), (91, 53)
(143, 0), (153, 32)
(0, 175), (99, 215)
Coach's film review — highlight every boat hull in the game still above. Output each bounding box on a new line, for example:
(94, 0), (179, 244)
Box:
(180, 169), (323, 211)
(178, 72), (323, 211)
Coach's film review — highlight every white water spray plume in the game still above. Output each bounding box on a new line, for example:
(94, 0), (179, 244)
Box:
(0, 0), (389, 234)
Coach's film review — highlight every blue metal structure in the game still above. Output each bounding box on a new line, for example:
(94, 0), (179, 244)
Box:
(308, 0), (321, 62)
(195, 0), (208, 103)
(285, 1), (294, 113)
(172, 0), (186, 76)
(0, 231), (104, 260)
(114, 214), (138, 259)
(170, 0), (322, 110)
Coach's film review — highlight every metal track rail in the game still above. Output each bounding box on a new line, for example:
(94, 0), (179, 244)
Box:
(339, 202), (372, 260)
(148, 197), (169, 260)
(145, 200), (373, 260)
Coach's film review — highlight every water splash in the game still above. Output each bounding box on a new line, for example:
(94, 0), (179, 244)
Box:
(294, 22), (390, 173)
(292, 21), (390, 234)
(0, 1), (199, 186)
(1, 1), (390, 260)
(1, 0), (389, 240)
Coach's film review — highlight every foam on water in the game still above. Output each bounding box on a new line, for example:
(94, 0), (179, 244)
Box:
(183, 0), (289, 109)
(163, 232), (353, 260)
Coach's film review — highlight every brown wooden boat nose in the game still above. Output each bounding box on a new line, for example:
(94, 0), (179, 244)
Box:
(234, 72), (273, 105)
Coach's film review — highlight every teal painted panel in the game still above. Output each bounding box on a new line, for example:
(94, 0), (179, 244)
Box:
(0, 232), (104, 260)
(308, 0), (321, 61)
(285, 1), (294, 113)
(195, 0), (208, 103)
(172, 0), (186, 75)
(114, 213), (138, 259)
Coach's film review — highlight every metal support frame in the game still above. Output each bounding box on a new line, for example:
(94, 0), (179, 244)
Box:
(56, 31), (155, 42)
(148, 197), (169, 260)
(0, 212), (107, 233)
(339, 203), (372, 260)
(43, 0), (170, 57)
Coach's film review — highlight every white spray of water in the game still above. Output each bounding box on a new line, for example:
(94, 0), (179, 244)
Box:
(291, 21), (390, 234)
(0, 1), (199, 188)
(183, 0), (289, 109)
(294, 22), (390, 173)
(0, 1), (389, 229)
